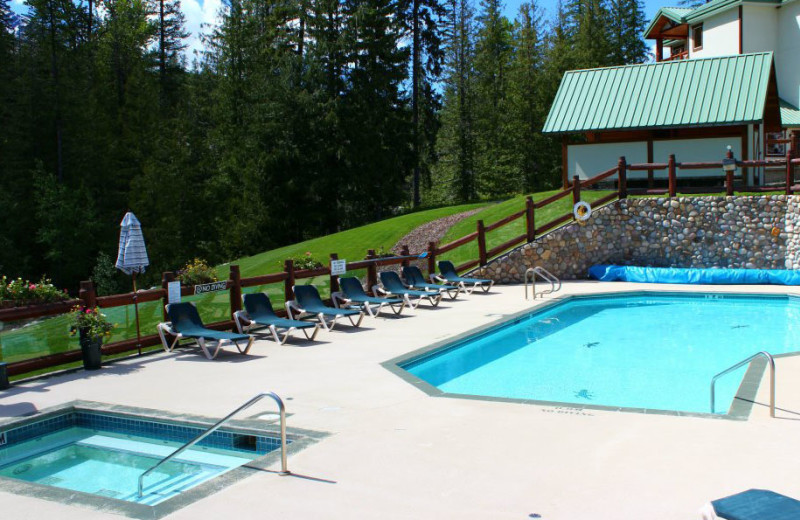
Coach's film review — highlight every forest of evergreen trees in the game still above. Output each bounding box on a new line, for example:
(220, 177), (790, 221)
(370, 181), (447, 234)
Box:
(0, 0), (648, 289)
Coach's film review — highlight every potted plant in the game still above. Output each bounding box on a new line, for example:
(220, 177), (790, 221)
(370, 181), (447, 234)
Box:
(177, 258), (218, 286)
(69, 306), (114, 370)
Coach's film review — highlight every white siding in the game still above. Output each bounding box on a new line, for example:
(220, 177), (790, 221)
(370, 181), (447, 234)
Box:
(567, 141), (647, 181)
(775, 1), (800, 108)
(653, 138), (743, 178)
(742, 5), (777, 54)
(690, 8), (740, 59)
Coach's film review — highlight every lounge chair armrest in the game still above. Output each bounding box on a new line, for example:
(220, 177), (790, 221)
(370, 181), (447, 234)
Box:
(331, 292), (349, 308)
(431, 274), (447, 283)
(373, 285), (388, 296)
(233, 310), (249, 323)
(285, 300), (303, 320)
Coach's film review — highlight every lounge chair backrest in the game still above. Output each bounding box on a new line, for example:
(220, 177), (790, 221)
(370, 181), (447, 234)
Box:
(166, 302), (206, 333)
(379, 271), (406, 292)
(402, 266), (426, 285)
(294, 284), (325, 307)
(243, 293), (277, 319)
(438, 260), (458, 278)
(340, 277), (367, 298)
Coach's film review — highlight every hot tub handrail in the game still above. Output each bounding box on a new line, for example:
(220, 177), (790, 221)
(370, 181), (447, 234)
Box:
(710, 352), (775, 417)
(137, 392), (289, 498)
(524, 267), (561, 300)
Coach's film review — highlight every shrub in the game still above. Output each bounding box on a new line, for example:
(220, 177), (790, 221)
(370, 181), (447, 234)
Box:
(0, 276), (69, 307)
(177, 258), (218, 286)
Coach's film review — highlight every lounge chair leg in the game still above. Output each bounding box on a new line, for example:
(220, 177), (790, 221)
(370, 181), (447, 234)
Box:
(197, 338), (217, 360)
(268, 325), (281, 343)
(239, 337), (254, 354)
(300, 325), (320, 341)
(319, 313), (334, 331)
(348, 312), (365, 327)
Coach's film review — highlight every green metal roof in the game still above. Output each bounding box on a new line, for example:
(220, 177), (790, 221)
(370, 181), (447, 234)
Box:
(781, 99), (800, 128)
(543, 52), (774, 134)
(645, 0), (784, 38)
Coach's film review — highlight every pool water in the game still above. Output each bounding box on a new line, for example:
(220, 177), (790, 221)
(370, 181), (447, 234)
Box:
(402, 293), (800, 414)
(0, 411), (281, 505)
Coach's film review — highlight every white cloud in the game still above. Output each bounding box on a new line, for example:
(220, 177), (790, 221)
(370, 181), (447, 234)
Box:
(181, 0), (224, 63)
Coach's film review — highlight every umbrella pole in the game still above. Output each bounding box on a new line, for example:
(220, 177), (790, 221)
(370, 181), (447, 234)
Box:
(133, 272), (142, 356)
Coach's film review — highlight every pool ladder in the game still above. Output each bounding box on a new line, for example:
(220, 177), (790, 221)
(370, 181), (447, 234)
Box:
(524, 267), (561, 300)
(710, 352), (775, 417)
(137, 392), (289, 498)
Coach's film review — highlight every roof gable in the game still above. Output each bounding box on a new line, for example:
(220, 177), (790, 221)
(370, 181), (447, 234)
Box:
(543, 53), (776, 134)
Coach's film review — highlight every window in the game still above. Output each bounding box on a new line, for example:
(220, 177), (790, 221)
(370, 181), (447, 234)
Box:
(692, 24), (703, 51)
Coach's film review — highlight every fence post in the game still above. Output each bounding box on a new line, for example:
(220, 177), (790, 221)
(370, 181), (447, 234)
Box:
(525, 196), (535, 242)
(329, 253), (340, 293)
(400, 245), (411, 268)
(725, 148), (735, 196)
(283, 259), (295, 303)
(427, 241), (437, 277)
(572, 175), (581, 207)
(786, 150), (794, 195)
(229, 264), (242, 318)
(161, 272), (174, 320)
(668, 154), (677, 197)
(366, 249), (378, 295)
(618, 156), (627, 199)
(477, 220), (488, 266)
(79, 280), (97, 309)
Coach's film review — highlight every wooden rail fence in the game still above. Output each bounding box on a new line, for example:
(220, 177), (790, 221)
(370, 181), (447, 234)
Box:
(2, 152), (799, 380)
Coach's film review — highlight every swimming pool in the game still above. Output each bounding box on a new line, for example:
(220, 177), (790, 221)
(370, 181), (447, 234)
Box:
(393, 292), (800, 416)
(0, 402), (314, 518)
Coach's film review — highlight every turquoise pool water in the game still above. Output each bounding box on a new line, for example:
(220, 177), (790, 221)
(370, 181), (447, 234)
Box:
(0, 411), (281, 505)
(402, 293), (800, 414)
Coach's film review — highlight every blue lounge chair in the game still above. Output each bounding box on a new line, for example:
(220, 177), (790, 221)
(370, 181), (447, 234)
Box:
(157, 302), (254, 360)
(433, 260), (494, 294)
(333, 277), (406, 317)
(234, 293), (320, 344)
(377, 271), (442, 308)
(402, 265), (459, 300)
(288, 284), (365, 331)
(708, 489), (800, 520)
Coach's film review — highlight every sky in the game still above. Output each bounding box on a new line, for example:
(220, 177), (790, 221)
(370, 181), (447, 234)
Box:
(9, 0), (670, 61)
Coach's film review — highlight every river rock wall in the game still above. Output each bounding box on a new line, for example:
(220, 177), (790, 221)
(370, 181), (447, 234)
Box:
(474, 195), (800, 282)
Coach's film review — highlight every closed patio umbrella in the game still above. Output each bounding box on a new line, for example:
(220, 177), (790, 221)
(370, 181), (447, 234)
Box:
(115, 212), (150, 355)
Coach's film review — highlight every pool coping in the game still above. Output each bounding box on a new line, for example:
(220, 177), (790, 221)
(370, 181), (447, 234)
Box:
(382, 289), (800, 421)
(0, 400), (329, 519)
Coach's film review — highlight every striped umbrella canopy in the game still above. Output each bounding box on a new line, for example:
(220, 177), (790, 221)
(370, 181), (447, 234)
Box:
(115, 212), (149, 275)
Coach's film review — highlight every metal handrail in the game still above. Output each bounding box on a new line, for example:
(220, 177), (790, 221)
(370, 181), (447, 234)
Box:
(710, 352), (775, 417)
(524, 267), (561, 300)
(137, 392), (289, 498)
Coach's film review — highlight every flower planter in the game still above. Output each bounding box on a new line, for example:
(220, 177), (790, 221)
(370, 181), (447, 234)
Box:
(79, 328), (103, 371)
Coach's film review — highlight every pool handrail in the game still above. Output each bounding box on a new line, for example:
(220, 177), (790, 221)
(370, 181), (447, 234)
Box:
(137, 392), (289, 498)
(710, 351), (775, 417)
(524, 267), (561, 300)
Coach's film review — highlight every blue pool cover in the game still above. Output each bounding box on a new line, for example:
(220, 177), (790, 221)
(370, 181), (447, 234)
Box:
(588, 265), (800, 285)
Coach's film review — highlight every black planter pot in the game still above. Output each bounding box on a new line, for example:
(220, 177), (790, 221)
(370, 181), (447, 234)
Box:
(79, 328), (103, 371)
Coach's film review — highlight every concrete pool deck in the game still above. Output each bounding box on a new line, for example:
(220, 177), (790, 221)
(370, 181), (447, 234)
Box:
(1, 281), (800, 519)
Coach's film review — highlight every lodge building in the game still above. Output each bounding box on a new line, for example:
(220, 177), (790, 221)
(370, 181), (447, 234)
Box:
(543, 0), (800, 188)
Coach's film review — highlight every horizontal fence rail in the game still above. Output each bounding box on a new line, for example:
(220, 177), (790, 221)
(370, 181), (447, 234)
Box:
(2, 150), (798, 381)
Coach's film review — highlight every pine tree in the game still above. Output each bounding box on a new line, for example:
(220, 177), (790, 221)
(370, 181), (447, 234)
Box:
(154, 0), (188, 106)
(569, 0), (612, 69)
(433, 0), (478, 203)
(606, 0), (648, 65)
(473, 0), (515, 197)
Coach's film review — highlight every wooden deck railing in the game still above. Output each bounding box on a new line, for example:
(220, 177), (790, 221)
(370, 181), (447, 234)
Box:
(2, 151), (798, 380)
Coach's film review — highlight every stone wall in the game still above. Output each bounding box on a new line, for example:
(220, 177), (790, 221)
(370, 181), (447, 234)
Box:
(474, 195), (800, 283)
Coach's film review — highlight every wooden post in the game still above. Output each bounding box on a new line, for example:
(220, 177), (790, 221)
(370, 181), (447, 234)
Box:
(79, 280), (97, 309)
(618, 156), (627, 199)
(329, 253), (340, 292)
(477, 220), (487, 266)
(283, 259), (295, 303)
(572, 175), (581, 207)
(668, 154), (677, 197)
(400, 245), (411, 268)
(366, 249), (378, 295)
(725, 147), (735, 196)
(656, 38), (663, 62)
(229, 264), (242, 318)
(525, 196), (535, 242)
(161, 271), (174, 320)
(427, 241), (437, 277)
(562, 136), (569, 189)
(786, 150), (794, 195)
